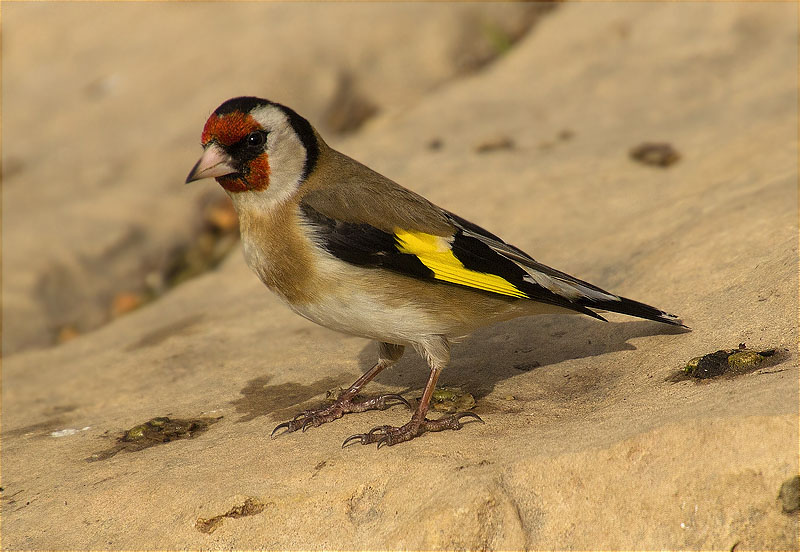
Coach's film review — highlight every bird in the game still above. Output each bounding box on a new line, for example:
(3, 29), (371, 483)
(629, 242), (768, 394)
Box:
(186, 96), (685, 448)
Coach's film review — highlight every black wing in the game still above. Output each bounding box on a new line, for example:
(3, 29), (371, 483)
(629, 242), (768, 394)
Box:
(300, 203), (615, 321)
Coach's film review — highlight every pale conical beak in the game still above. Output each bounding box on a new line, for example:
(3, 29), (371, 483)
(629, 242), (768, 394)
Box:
(185, 144), (237, 183)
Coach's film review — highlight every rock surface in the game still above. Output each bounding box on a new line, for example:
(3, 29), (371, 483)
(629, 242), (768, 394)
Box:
(2, 3), (798, 549)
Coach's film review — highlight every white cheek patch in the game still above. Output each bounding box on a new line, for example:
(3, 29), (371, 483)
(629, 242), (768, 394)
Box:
(267, 125), (307, 190)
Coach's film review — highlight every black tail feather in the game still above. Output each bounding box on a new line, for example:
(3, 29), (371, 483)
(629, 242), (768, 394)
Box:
(583, 295), (687, 328)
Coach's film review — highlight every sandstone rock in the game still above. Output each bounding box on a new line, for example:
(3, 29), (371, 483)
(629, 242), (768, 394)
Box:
(2, 3), (796, 549)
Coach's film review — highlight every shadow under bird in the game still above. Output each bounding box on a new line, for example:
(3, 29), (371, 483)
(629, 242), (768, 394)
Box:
(186, 97), (685, 447)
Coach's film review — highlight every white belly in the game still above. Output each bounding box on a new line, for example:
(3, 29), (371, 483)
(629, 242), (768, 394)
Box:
(284, 280), (445, 345)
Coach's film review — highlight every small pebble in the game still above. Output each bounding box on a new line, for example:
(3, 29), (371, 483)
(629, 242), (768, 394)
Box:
(629, 142), (681, 167)
(475, 136), (515, 153)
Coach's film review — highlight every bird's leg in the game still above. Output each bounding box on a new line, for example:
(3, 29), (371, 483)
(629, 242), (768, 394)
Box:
(271, 343), (408, 436)
(342, 337), (483, 448)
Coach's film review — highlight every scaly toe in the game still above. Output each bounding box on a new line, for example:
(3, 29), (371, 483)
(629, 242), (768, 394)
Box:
(421, 411), (484, 432)
(341, 425), (392, 448)
(274, 394), (412, 440)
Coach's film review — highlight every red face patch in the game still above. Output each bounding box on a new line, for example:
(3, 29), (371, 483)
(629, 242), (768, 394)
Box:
(201, 111), (271, 193)
(216, 155), (271, 193)
(201, 112), (261, 147)
(216, 175), (249, 193)
(245, 155), (271, 191)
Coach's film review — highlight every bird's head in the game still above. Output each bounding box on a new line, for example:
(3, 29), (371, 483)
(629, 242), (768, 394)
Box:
(186, 97), (319, 203)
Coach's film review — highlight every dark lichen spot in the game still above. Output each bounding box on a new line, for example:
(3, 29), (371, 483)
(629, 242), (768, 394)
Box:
(87, 416), (221, 461)
(424, 387), (476, 414)
(629, 142), (681, 167)
(668, 345), (780, 382)
(726, 350), (767, 370)
(778, 475), (800, 514)
(195, 497), (267, 534)
(686, 350), (735, 379)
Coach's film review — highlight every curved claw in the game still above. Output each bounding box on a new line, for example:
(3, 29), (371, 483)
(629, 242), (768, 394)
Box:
(301, 418), (316, 433)
(342, 433), (366, 448)
(380, 394), (412, 410)
(271, 422), (291, 438)
(456, 412), (484, 424)
(367, 425), (390, 436)
(376, 435), (391, 449)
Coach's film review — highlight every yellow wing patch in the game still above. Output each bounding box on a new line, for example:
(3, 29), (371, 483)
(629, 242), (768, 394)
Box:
(394, 229), (528, 298)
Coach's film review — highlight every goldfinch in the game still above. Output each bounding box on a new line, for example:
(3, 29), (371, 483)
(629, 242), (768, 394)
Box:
(186, 97), (684, 448)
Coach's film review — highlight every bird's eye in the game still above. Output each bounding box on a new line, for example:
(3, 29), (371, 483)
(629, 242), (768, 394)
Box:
(247, 131), (266, 147)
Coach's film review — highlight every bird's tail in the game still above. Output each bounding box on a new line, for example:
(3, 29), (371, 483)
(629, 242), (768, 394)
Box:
(581, 294), (687, 327)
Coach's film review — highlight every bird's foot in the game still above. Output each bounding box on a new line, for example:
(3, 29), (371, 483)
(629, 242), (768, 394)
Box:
(271, 393), (410, 437)
(341, 412), (483, 448)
